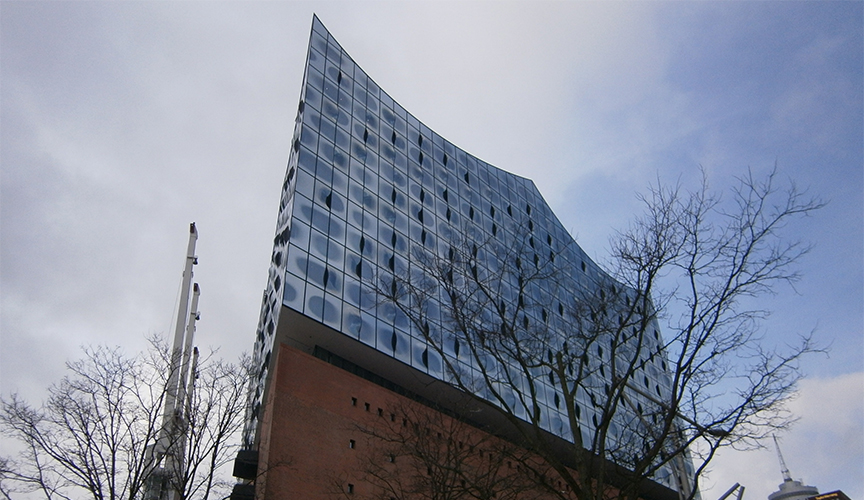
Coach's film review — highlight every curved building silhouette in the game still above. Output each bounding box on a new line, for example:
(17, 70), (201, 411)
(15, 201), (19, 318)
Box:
(232, 15), (695, 500)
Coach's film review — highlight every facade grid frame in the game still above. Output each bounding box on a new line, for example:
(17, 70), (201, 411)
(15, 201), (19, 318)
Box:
(242, 14), (693, 493)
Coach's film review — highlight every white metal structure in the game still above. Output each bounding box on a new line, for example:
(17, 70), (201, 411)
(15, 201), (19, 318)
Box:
(144, 223), (201, 500)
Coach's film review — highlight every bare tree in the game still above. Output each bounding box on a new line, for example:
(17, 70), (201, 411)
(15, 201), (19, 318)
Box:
(0, 337), (251, 500)
(167, 353), (253, 500)
(371, 168), (822, 500)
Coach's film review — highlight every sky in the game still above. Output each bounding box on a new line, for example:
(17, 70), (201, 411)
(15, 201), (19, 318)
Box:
(1, 2), (861, 499)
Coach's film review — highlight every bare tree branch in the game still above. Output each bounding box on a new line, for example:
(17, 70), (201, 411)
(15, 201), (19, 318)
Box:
(0, 337), (251, 500)
(364, 168), (822, 500)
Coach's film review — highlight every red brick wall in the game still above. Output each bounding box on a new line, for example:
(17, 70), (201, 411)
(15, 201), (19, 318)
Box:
(258, 343), (414, 499)
(256, 344), (611, 500)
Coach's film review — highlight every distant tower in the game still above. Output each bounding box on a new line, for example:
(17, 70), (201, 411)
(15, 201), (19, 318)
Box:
(767, 436), (819, 500)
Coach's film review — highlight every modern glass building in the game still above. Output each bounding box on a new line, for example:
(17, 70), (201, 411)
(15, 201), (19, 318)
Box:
(238, 15), (695, 498)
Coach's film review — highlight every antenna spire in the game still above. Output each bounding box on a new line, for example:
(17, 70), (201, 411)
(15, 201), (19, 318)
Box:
(773, 434), (792, 482)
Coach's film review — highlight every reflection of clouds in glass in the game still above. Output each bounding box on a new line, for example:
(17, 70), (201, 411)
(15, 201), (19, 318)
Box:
(249, 15), (684, 488)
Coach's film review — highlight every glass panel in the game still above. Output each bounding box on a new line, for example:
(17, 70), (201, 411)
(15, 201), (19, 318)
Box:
(307, 66), (325, 91)
(393, 330), (410, 363)
(392, 167), (407, 188)
(353, 85), (366, 104)
(328, 216), (345, 245)
(394, 150), (406, 170)
(304, 284), (325, 322)
(285, 243), (308, 279)
(349, 155), (366, 180)
(325, 39), (341, 62)
(309, 229), (328, 260)
(360, 229), (376, 260)
(376, 323), (394, 353)
(322, 293), (342, 329)
(361, 209), (377, 234)
(411, 337), (432, 372)
(366, 79), (379, 100)
(347, 200), (364, 229)
(351, 118), (365, 140)
(394, 306), (410, 331)
(317, 140), (336, 171)
(352, 97), (366, 118)
(282, 273), (304, 311)
(406, 113), (419, 130)
(380, 143), (395, 163)
(311, 201), (330, 234)
(393, 229), (408, 254)
(327, 238), (345, 271)
(311, 21), (327, 46)
(379, 204), (396, 226)
(322, 77), (338, 102)
(380, 91), (393, 110)
(345, 225), (362, 254)
(393, 113), (406, 134)
(381, 106), (395, 126)
(334, 125), (350, 151)
(306, 255), (328, 288)
(303, 108), (321, 132)
(333, 146), (348, 171)
(318, 119), (336, 145)
(425, 341), (442, 377)
(343, 276), (362, 309)
(364, 150), (378, 171)
(364, 110), (378, 131)
(321, 98), (338, 122)
(332, 169), (348, 195)
(360, 281), (376, 311)
(362, 188), (377, 212)
(345, 251), (362, 280)
(338, 86), (352, 110)
(304, 84), (322, 111)
(295, 170), (315, 202)
(289, 219), (310, 248)
(351, 139), (367, 163)
(359, 311), (376, 346)
(342, 305), (363, 339)
(337, 106), (351, 129)
(347, 179), (363, 205)
(356, 67), (370, 88)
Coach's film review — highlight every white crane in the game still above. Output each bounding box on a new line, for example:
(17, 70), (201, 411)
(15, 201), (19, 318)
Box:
(144, 223), (201, 500)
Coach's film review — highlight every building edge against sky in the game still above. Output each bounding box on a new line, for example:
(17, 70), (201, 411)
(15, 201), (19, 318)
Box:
(234, 14), (695, 498)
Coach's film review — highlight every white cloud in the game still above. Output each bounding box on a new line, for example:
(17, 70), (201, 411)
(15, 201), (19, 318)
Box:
(702, 372), (864, 500)
(0, 4), (860, 498)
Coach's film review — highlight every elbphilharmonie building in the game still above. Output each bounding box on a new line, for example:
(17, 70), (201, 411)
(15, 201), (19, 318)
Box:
(234, 15), (696, 500)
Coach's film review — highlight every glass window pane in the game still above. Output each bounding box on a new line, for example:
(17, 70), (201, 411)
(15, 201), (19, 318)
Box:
(285, 243), (308, 279)
(309, 229), (328, 260)
(304, 284), (325, 322)
(342, 304), (363, 339)
(359, 311), (376, 346)
(282, 272), (305, 312)
(289, 219), (310, 249)
(308, 46), (325, 73)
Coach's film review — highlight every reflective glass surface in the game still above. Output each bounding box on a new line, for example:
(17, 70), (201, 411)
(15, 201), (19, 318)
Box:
(245, 15), (685, 489)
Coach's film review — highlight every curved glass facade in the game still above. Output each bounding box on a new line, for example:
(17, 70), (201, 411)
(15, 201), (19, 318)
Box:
(245, 15), (691, 491)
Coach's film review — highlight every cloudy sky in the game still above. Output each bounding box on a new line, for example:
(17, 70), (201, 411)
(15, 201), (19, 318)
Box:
(1, 2), (861, 499)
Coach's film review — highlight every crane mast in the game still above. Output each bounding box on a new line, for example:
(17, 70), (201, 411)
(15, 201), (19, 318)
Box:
(773, 435), (793, 482)
(144, 223), (201, 500)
